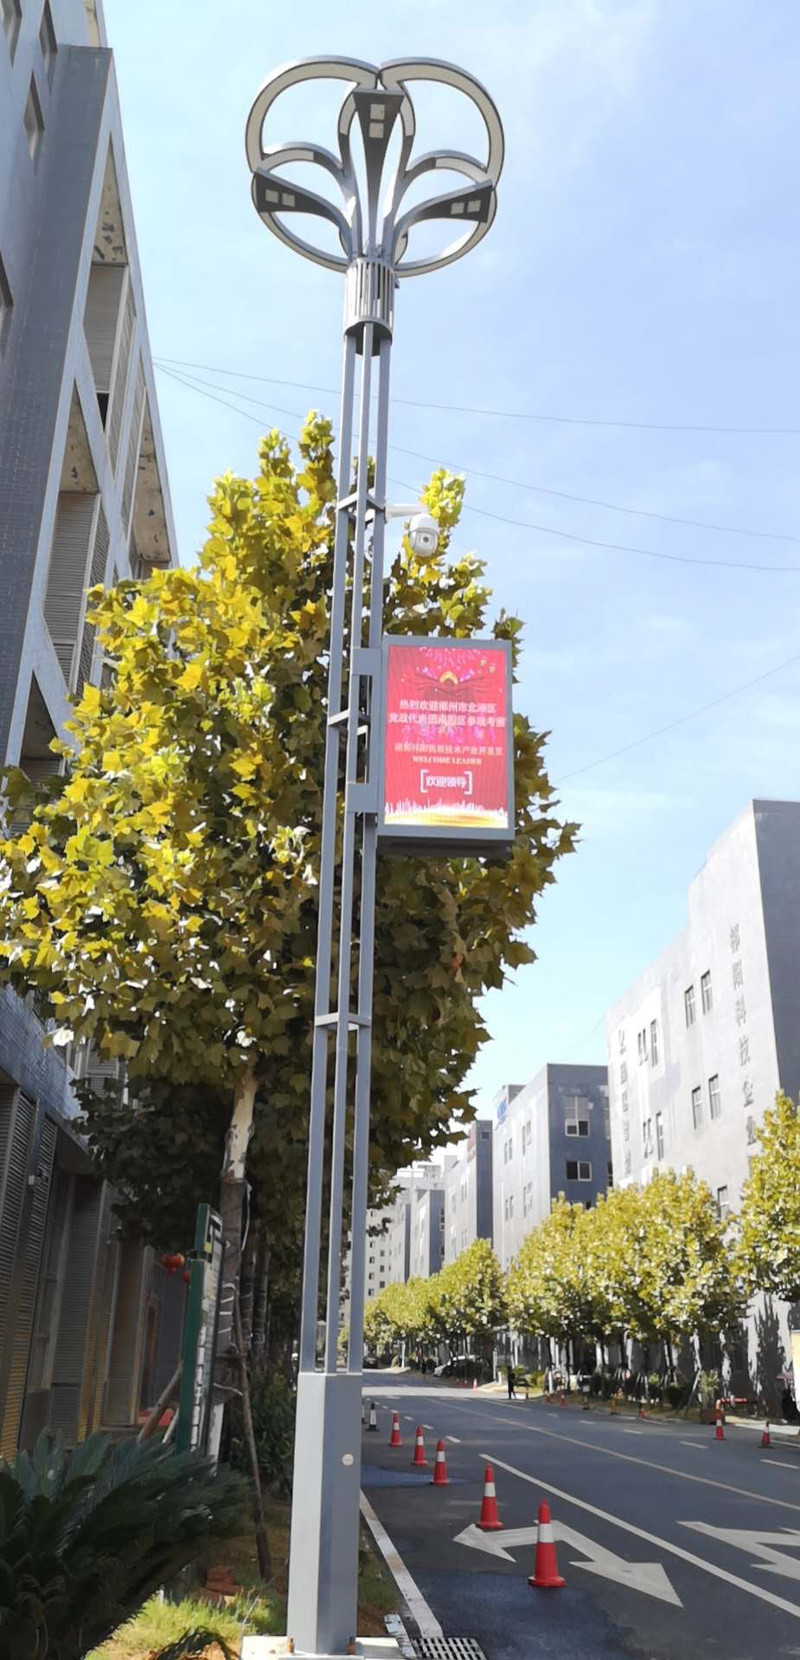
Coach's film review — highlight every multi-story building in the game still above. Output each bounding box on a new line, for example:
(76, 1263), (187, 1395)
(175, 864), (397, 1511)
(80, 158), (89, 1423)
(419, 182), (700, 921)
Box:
(342, 1162), (444, 1332)
(407, 1180), (445, 1279)
(0, 0), (176, 1455)
(605, 801), (800, 1379)
(492, 1066), (611, 1271)
(443, 1119), (493, 1264)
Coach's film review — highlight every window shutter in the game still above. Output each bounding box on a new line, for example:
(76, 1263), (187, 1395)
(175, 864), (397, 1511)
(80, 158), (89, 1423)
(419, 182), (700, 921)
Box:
(0, 1087), (36, 1373)
(75, 504), (109, 697)
(0, 1108), (56, 1459)
(44, 493), (97, 685)
(121, 366), (145, 532)
(107, 280), (135, 471)
(49, 1174), (105, 1442)
(83, 264), (125, 391)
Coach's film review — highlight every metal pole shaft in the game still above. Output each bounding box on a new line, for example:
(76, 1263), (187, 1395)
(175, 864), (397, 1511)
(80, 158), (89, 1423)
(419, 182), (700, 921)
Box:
(323, 322), (375, 1373)
(298, 330), (357, 1373)
(347, 332), (392, 1370)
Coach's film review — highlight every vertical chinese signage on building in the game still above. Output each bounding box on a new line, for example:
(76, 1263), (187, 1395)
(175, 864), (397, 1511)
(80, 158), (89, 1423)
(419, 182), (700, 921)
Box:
(378, 636), (514, 854)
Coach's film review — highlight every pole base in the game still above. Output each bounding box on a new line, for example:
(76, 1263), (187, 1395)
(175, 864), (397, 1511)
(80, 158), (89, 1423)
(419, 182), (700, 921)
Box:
(242, 1641), (402, 1659)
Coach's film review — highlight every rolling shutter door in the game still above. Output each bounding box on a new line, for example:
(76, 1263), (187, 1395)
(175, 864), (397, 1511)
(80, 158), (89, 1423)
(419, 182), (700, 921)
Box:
(0, 1107), (56, 1458)
(49, 1173), (104, 1442)
(83, 264), (125, 393)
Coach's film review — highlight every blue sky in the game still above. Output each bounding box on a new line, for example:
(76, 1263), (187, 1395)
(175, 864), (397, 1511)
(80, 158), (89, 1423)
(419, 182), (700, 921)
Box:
(104, 0), (800, 1114)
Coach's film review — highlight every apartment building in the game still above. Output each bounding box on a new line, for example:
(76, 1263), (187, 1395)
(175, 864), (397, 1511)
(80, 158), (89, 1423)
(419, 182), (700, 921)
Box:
(342, 1162), (444, 1331)
(0, 0), (177, 1454)
(605, 801), (800, 1218)
(492, 1066), (611, 1271)
(443, 1119), (493, 1264)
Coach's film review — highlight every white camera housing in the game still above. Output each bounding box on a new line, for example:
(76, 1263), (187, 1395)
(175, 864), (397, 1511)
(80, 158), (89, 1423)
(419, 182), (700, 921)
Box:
(407, 511), (440, 556)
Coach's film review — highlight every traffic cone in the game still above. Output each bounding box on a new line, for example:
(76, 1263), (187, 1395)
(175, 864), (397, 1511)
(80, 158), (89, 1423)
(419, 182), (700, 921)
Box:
(477, 1463), (503, 1531)
(473, 1377), (478, 1392)
(431, 1439), (450, 1486)
(762, 1421), (771, 1449)
(715, 1406), (725, 1441)
(411, 1426), (428, 1467)
(637, 1403), (648, 1420)
(528, 1498), (565, 1589)
(367, 1401), (377, 1432)
(557, 1391), (566, 1407)
(389, 1411), (402, 1447)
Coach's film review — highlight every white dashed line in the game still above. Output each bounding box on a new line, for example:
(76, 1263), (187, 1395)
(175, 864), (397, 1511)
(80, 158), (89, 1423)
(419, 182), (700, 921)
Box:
(761, 1458), (799, 1470)
(446, 1435), (461, 1444)
(680, 1440), (708, 1450)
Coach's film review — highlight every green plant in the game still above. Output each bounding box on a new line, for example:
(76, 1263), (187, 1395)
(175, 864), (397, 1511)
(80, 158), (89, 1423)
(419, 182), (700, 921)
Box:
(698, 1369), (720, 1407)
(152, 1630), (233, 1660)
(230, 1369), (295, 1496)
(647, 1370), (663, 1400)
(665, 1380), (688, 1410)
(0, 1431), (247, 1660)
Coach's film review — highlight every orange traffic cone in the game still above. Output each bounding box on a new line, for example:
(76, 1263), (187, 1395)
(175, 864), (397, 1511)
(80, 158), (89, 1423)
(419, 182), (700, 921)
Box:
(431, 1439), (450, 1486)
(411, 1426), (428, 1467)
(389, 1411), (402, 1448)
(715, 1406), (725, 1442)
(473, 1378), (478, 1392)
(637, 1403), (648, 1420)
(477, 1463), (503, 1531)
(557, 1391), (566, 1407)
(762, 1421), (771, 1449)
(367, 1402), (377, 1432)
(528, 1498), (565, 1589)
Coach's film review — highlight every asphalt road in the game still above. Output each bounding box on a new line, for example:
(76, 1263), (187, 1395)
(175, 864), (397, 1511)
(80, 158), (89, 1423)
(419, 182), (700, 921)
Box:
(359, 1372), (800, 1660)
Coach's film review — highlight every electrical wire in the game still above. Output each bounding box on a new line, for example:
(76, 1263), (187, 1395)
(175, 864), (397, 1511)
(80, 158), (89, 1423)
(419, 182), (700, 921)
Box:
(155, 365), (800, 575)
(155, 355), (800, 436)
(555, 650), (800, 784)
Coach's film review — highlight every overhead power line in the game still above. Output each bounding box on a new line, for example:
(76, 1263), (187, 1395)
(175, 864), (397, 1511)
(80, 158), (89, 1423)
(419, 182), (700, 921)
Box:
(155, 364), (800, 575)
(155, 359), (800, 547)
(555, 650), (800, 783)
(155, 355), (800, 436)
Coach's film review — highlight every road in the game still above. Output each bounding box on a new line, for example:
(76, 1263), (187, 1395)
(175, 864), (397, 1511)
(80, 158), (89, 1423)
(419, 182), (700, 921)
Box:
(359, 1372), (800, 1660)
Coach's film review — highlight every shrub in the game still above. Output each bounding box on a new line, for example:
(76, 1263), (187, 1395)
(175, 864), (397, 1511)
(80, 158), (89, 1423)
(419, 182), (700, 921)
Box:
(0, 1430), (247, 1660)
(230, 1367), (295, 1496)
(665, 1380), (688, 1410)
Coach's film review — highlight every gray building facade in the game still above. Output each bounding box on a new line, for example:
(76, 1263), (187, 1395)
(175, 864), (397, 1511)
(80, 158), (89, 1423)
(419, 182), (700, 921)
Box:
(492, 1066), (611, 1272)
(0, 0), (176, 1455)
(443, 1119), (493, 1265)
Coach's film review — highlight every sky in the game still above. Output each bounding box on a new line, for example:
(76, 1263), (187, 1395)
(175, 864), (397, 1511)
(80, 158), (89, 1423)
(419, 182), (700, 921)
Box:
(102, 0), (800, 1115)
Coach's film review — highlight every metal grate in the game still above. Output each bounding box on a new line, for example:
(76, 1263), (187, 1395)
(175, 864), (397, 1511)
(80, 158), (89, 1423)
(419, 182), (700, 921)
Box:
(413, 1641), (487, 1660)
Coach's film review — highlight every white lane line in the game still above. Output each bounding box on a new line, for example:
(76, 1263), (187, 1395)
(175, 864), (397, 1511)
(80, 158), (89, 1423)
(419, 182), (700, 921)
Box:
(403, 1414), (414, 1421)
(422, 1424), (434, 1431)
(622, 1430), (644, 1437)
(483, 1452), (800, 1621)
(762, 1458), (799, 1470)
(680, 1441), (708, 1450)
(446, 1435), (461, 1444)
(441, 1399), (800, 1515)
(359, 1491), (443, 1639)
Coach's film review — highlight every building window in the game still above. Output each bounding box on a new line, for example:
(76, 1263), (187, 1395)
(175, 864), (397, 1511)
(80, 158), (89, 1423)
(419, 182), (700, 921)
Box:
(0, 253), (11, 350)
(650, 1019), (659, 1066)
(691, 1085), (703, 1132)
(716, 1185), (729, 1220)
(655, 1112), (664, 1160)
(708, 1074), (721, 1122)
(637, 1029), (646, 1064)
(566, 1160), (592, 1182)
(24, 78), (45, 161)
(523, 1119), (532, 1151)
(607, 1160), (614, 1188)
(684, 985), (696, 1027)
(2, 0), (22, 59)
(39, 1), (57, 78)
(623, 1150), (631, 1176)
(642, 1118), (653, 1159)
(745, 1115), (757, 1146)
(701, 970), (712, 1014)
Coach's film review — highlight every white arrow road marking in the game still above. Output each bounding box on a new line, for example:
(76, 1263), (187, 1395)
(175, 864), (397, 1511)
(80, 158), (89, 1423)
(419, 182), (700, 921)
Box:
(682, 1523), (800, 1584)
(483, 1453), (800, 1620)
(454, 1521), (681, 1605)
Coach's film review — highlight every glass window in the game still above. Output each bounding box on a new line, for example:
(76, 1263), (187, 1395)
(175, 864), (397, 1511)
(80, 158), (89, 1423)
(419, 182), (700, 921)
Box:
(684, 985), (696, 1027)
(39, 1), (57, 78)
(578, 1161), (592, 1181)
(716, 1185), (729, 1219)
(655, 1112), (664, 1160)
(23, 78), (45, 161)
(566, 1160), (578, 1180)
(566, 1120), (578, 1136)
(2, 0), (22, 60)
(642, 1119), (653, 1158)
(691, 1085), (703, 1131)
(650, 1019), (659, 1065)
(708, 1074), (721, 1121)
(701, 971), (713, 1014)
(578, 1119), (589, 1137)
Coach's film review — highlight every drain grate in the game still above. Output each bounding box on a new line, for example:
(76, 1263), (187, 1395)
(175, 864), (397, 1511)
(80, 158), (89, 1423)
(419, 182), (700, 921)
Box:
(413, 1641), (487, 1660)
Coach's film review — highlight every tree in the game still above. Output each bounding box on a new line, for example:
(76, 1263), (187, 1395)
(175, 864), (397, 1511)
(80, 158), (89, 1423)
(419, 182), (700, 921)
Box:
(505, 1197), (601, 1362)
(437, 1238), (506, 1359)
(739, 1093), (800, 1303)
(0, 416), (575, 1323)
(632, 1170), (744, 1364)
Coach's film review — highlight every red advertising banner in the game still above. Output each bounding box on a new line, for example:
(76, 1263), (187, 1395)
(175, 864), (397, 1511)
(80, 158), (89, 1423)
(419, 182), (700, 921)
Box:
(378, 637), (514, 852)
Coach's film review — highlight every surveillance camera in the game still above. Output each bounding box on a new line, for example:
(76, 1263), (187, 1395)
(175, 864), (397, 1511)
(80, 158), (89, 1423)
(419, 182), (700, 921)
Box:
(408, 511), (440, 556)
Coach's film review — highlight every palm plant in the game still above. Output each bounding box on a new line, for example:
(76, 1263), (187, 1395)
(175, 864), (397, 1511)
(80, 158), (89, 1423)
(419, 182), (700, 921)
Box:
(0, 1430), (248, 1660)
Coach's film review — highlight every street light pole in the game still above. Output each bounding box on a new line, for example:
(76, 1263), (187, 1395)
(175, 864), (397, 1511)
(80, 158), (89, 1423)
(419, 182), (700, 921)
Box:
(245, 58), (503, 1657)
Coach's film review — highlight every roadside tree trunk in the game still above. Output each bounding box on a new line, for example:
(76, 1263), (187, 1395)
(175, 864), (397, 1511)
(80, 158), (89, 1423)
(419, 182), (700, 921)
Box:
(217, 1064), (258, 1368)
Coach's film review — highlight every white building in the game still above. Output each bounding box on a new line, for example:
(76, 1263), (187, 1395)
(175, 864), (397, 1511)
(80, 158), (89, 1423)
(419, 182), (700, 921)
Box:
(443, 1120), (493, 1264)
(492, 1068), (610, 1272)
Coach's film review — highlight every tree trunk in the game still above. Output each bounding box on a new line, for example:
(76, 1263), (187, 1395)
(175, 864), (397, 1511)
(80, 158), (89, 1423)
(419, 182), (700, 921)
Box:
(217, 1065), (258, 1364)
(234, 1291), (272, 1581)
(240, 1220), (261, 1356)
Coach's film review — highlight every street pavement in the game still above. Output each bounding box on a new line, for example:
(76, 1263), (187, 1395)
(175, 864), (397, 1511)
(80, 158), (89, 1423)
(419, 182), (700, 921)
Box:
(359, 1371), (800, 1659)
